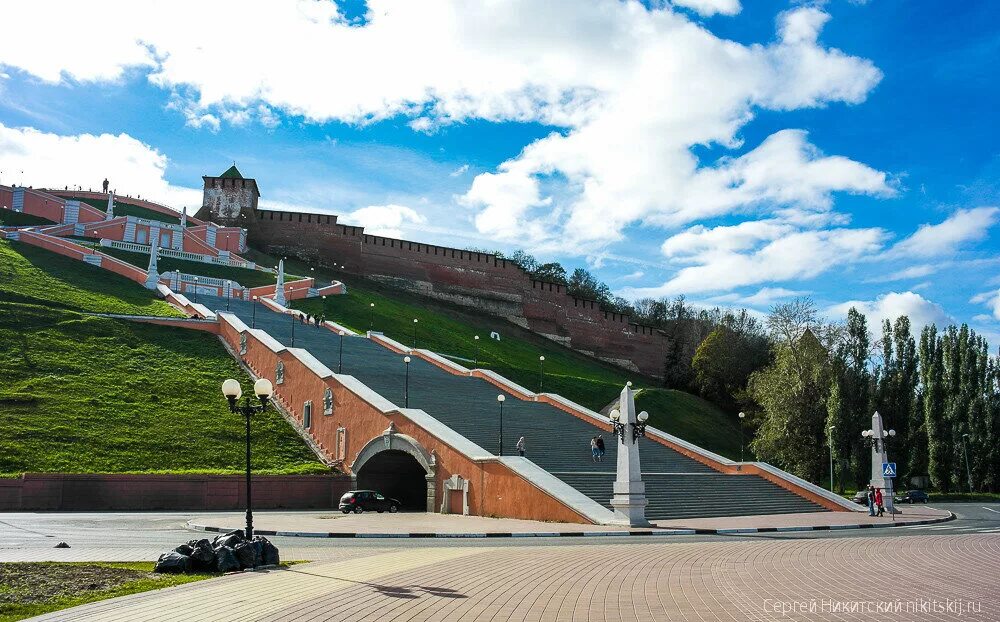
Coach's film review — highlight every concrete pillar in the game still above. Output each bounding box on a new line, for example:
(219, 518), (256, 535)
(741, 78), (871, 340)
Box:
(869, 411), (896, 513)
(144, 241), (160, 290)
(610, 384), (650, 526)
(274, 258), (287, 306)
(106, 191), (115, 220)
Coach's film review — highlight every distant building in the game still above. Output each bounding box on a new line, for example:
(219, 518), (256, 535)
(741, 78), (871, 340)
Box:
(196, 165), (260, 234)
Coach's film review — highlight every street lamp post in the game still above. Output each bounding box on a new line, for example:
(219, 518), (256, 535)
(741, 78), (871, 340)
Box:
(962, 433), (974, 492)
(192, 276), (199, 304)
(290, 311), (296, 346)
(738, 411), (746, 463)
(221, 377), (274, 542)
(226, 280), (231, 311)
(403, 356), (411, 408)
(251, 296), (258, 328)
(338, 330), (345, 373)
(828, 425), (836, 492)
(538, 355), (545, 392)
(474, 335), (480, 367)
(369, 302), (375, 332)
(412, 318), (419, 348)
(497, 394), (506, 455)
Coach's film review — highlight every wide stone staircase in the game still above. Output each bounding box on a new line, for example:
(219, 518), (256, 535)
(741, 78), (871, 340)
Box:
(206, 295), (827, 520)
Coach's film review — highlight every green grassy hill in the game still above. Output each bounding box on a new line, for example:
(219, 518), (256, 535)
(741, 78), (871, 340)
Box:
(0, 239), (179, 317)
(0, 210), (56, 226)
(635, 389), (742, 460)
(0, 302), (326, 475)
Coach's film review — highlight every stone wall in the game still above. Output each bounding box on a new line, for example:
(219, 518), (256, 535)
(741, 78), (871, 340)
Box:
(250, 209), (667, 378)
(197, 177), (259, 230)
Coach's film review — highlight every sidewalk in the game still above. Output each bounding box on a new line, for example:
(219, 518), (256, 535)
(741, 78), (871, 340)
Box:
(187, 505), (953, 538)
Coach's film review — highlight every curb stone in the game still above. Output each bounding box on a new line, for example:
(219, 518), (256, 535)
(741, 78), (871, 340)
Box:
(185, 512), (954, 539)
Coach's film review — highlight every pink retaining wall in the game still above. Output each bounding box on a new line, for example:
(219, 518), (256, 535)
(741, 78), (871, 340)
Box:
(0, 473), (351, 511)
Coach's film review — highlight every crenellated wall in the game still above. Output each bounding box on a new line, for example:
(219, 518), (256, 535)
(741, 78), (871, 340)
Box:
(250, 209), (667, 377)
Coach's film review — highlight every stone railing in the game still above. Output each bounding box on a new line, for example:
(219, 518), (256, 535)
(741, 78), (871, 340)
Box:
(100, 239), (256, 269)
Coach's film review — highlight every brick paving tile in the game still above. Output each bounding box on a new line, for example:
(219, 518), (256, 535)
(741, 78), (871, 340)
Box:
(26, 535), (999, 621)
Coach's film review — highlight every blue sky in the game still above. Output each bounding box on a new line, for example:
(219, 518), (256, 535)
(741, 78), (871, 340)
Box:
(0, 0), (997, 340)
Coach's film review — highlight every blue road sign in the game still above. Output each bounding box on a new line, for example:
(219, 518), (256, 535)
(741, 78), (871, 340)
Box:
(882, 462), (896, 478)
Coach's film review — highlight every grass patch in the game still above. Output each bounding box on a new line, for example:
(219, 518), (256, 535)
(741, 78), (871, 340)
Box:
(634, 389), (742, 460)
(0, 210), (56, 227)
(0, 239), (180, 317)
(0, 301), (328, 475)
(53, 194), (185, 226)
(0, 561), (214, 622)
(99, 247), (279, 288)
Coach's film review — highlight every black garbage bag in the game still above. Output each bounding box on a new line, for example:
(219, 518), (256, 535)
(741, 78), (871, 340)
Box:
(214, 545), (241, 573)
(253, 536), (280, 566)
(189, 539), (216, 570)
(174, 543), (194, 556)
(154, 551), (192, 574)
(212, 531), (244, 550)
(233, 542), (258, 569)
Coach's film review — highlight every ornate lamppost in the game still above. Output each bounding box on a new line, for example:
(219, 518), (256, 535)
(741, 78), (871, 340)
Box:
(538, 355), (545, 392)
(369, 302), (375, 332)
(412, 318), (419, 348)
(192, 276), (199, 304)
(338, 330), (346, 373)
(221, 377), (274, 540)
(738, 411), (746, 463)
(607, 381), (650, 526)
(251, 295), (258, 328)
(862, 411), (896, 514)
(474, 335), (480, 367)
(497, 394), (506, 455)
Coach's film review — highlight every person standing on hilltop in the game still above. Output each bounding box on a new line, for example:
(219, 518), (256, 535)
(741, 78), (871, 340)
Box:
(102, 178), (109, 193)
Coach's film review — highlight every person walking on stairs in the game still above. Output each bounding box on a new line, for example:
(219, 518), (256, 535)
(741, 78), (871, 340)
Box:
(596, 435), (606, 462)
(516, 436), (525, 457)
(590, 437), (599, 462)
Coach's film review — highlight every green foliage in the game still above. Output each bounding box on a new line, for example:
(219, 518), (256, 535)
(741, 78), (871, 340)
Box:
(98, 247), (280, 287)
(0, 240), (180, 317)
(0, 302), (327, 475)
(0, 562), (214, 622)
(635, 389), (742, 460)
(0, 210), (56, 226)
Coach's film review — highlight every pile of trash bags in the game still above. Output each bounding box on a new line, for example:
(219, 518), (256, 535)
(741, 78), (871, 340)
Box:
(154, 531), (279, 574)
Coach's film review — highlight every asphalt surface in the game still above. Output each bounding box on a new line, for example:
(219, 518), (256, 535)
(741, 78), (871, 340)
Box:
(0, 503), (996, 559)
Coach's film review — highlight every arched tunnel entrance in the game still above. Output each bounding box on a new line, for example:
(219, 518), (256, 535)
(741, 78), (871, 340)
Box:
(355, 449), (428, 511)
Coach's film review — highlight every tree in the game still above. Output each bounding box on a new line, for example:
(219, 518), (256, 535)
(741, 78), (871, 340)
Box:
(532, 262), (568, 284)
(922, 325), (950, 491)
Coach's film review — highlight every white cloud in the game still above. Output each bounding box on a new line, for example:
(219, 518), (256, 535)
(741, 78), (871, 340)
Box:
(738, 287), (809, 307)
(449, 164), (469, 177)
(828, 291), (954, 330)
(620, 270), (645, 281)
(864, 264), (939, 283)
(970, 289), (1000, 321)
(0, 122), (201, 209)
(0, 1), (888, 256)
(671, 0), (741, 17)
(661, 220), (792, 259)
(626, 226), (887, 296)
(888, 207), (999, 258)
(343, 204), (426, 238)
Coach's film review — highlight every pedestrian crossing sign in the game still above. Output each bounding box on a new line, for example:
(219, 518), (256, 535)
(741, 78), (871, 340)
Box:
(882, 462), (896, 478)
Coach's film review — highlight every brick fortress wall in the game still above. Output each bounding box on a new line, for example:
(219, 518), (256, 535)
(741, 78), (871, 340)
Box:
(250, 208), (667, 378)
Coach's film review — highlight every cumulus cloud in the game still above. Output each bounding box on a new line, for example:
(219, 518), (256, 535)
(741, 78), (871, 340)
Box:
(737, 287), (810, 307)
(865, 264), (939, 283)
(828, 291), (954, 330)
(888, 207), (999, 258)
(0, 122), (200, 209)
(626, 226), (887, 296)
(344, 204), (426, 238)
(970, 289), (1000, 321)
(0, 0), (888, 256)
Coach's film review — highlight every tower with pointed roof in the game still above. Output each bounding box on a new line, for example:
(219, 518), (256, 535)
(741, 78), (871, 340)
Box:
(196, 164), (261, 232)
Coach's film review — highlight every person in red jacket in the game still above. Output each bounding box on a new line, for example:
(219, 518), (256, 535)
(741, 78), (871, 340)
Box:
(875, 488), (885, 517)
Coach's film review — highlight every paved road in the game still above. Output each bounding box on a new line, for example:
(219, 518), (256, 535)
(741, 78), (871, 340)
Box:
(28, 534), (1000, 621)
(0, 503), (997, 562)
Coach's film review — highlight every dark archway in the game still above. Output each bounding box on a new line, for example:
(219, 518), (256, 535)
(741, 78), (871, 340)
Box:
(355, 449), (428, 510)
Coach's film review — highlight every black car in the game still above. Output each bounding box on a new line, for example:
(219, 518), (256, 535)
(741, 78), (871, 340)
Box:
(895, 489), (929, 504)
(339, 490), (401, 514)
(851, 490), (870, 505)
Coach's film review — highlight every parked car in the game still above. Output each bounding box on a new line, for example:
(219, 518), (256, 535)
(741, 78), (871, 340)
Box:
(851, 490), (870, 505)
(895, 489), (929, 504)
(339, 490), (401, 514)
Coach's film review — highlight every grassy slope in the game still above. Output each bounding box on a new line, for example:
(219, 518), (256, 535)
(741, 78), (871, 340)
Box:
(55, 194), (184, 225)
(635, 389), (742, 461)
(0, 210), (56, 226)
(0, 302), (327, 475)
(0, 239), (180, 317)
(0, 562), (213, 622)
(100, 247), (279, 287)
